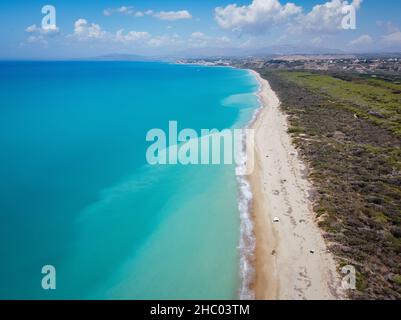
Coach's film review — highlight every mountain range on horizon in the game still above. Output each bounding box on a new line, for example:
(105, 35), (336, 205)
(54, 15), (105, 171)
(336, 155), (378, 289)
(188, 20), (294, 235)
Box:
(87, 45), (401, 62)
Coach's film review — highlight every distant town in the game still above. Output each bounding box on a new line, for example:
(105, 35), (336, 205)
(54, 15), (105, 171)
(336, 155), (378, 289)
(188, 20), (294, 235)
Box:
(177, 54), (401, 81)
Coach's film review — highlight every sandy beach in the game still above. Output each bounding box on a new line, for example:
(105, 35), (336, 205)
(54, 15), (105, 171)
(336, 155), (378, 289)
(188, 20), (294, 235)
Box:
(248, 70), (344, 300)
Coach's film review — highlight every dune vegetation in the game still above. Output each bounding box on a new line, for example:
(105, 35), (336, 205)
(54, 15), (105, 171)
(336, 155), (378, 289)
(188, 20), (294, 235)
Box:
(256, 69), (401, 299)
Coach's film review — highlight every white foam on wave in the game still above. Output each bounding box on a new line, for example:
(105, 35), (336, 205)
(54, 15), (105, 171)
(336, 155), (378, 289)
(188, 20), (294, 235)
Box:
(236, 171), (256, 300)
(236, 70), (263, 300)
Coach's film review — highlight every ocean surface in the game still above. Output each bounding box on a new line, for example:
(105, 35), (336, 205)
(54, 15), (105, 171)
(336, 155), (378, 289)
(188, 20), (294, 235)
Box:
(0, 61), (259, 299)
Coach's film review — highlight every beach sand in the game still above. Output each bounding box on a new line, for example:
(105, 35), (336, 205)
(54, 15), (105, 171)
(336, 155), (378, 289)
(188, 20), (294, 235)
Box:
(248, 70), (344, 300)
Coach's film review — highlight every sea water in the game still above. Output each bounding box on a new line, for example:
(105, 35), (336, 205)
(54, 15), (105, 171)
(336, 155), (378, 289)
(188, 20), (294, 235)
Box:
(0, 61), (259, 299)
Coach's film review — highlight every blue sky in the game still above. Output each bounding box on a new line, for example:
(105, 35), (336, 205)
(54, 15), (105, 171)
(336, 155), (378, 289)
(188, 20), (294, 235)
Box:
(0, 0), (400, 58)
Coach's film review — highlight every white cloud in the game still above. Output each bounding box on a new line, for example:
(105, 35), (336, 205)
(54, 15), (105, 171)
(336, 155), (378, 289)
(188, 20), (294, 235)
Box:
(118, 6), (134, 14)
(191, 32), (206, 39)
(189, 32), (208, 47)
(103, 6), (192, 21)
(381, 31), (401, 46)
(376, 21), (399, 34)
(311, 36), (323, 45)
(189, 32), (231, 46)
(147, 34), (184, 47)
(187, 32), (232, 48)
(375, 21), (401, 48)
(70, 19), (152, 44)
(24, 23), (59, 46)
(147, 37), (173, 47)
(215, 0), (363, 35)
(26, 35), (48, 45)
(73, 19), (108, 40)
(299, 0), (362, 33)
(104, 6), (136, 16)
(217, 36), (231, 43)
(219, 36), (231, 43)
(62, 17), (231, 51)
(215, 0), (302, 33)
(348, 34), (374, 47)
(104, 6), (160, 18)
(103, 9), (112, 17)
(153, 10), (192, 21)
(26, 24), (38, 33)
(115, 29), (151, 43)
(25, 24), (59, 35)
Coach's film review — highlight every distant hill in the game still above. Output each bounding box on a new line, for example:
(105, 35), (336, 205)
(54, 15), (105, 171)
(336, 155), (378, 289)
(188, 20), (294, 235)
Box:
(85, 50), (401, 62)
(173, 44), (345, 59)
(88, 54), (162, 61)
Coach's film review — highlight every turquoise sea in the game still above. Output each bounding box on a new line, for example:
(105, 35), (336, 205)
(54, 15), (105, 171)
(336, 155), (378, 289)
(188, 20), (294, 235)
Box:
(0, 61), (259, 299)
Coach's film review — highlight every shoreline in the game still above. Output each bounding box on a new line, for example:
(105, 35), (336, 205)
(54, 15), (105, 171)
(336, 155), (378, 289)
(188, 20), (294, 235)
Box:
(246, 70), (344, 300)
